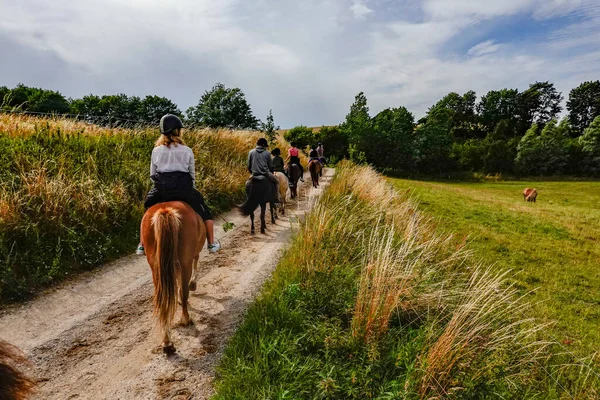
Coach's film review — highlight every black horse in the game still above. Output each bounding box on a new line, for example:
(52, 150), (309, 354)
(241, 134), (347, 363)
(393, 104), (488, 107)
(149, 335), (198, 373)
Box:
(287, 163), (302, 199)
(238, 176), (278, 234)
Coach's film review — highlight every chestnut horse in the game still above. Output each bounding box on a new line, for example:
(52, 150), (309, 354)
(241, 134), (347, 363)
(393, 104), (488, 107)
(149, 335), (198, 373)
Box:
(0, 341), (35, 400)
(274, 172), (288, 215)
(287, 163), (302, 199)
(140, 201), (206, 353)
(308, 160), (322, 188)
(523, 188), (537, 202)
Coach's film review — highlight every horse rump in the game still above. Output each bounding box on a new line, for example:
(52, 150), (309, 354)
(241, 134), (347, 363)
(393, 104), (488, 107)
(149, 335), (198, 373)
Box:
(0, 341), (35, 400)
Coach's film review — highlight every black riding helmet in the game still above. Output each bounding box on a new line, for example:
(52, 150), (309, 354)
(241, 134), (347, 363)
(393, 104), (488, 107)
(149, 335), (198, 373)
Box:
(272, 148), (281, 156)
(257, 138), (268, 147)
(160, 114), (184, 135)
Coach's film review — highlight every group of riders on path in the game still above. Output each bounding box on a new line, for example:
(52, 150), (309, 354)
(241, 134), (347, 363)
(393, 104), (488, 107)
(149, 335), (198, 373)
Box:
(136, 114), (325, 255)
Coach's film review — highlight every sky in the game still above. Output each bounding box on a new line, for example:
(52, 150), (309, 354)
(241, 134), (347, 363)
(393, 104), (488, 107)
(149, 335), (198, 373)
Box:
(1, 0), (599, 127)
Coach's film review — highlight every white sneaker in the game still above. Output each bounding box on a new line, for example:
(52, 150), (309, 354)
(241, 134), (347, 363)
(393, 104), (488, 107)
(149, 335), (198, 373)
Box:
(208, 240), (221, 253)
(136, 244), (145, 255)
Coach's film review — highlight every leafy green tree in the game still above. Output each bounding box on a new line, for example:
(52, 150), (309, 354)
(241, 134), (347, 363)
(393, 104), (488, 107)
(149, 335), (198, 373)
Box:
(482, 120), (517, 173)
(515, 119), (569, 175)
(520, 81), (563, 127)
(579, 115), (600, 175)
(451, 139), (485, 172)
(259, 109), (279, 144)
(414, 107), (454, 173)
(138, 95), (182, 124)
(0, 84), (69, 114)
(314, 126), (348, 161)
(340, 92), (373, 157)
(186, 83), (259, 129)
(369, 107), (416, 172)
(283, 126), (314, 151)
(477, 89), (521, 134)
(567, 81), (600, 135)
(429, 91), (479, 139)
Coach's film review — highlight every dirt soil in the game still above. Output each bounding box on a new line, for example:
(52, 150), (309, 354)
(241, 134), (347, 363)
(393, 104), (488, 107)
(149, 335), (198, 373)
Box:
(0, 168), (333, 400)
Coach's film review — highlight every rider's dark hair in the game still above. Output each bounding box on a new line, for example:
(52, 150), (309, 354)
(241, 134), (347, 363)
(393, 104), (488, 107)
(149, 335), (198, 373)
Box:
(272, 148), (281, 156)
(257, 138), (268, 147)
(291, 141), (297, 147)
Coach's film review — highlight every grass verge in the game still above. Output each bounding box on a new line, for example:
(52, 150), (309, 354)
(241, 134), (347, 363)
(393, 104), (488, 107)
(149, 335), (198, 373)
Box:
(213, 161), (598, 399)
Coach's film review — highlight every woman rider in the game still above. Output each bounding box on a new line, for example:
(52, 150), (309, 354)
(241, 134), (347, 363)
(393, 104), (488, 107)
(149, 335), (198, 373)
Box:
(284, 141), (304, 182)
(136, 114), (221, 255)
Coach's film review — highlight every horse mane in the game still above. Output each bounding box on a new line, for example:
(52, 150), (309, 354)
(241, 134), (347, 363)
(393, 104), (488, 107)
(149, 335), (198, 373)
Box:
(0, 341), (35, 400)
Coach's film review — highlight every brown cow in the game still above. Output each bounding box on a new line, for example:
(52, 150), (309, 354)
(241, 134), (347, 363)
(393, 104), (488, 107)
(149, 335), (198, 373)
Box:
(526, 189), (537, 203)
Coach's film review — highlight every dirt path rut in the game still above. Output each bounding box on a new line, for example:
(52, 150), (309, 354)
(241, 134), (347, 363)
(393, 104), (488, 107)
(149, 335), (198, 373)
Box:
(0, 169), (333, 399)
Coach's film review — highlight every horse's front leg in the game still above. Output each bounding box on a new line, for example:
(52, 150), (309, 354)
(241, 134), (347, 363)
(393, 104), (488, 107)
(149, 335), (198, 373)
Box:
(260, 203), (266, 234)
(250, 210), (255, 234)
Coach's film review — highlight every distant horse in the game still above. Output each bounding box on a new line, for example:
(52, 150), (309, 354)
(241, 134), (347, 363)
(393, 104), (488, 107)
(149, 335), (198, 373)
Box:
(140, 201), (207, 354)
(287, 163), (302, 199)
(274, 172), (288, 215)
(523, 188), (534, 201)
(318, 157), (327, 177)
(239, 176), (277, 234)
(526, 188), (537, 203)
(0, 341), (35, 400)
(308, 160), (322, 188)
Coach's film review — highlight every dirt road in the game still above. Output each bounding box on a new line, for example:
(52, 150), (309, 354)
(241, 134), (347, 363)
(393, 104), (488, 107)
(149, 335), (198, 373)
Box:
(0, 169), (333, 400)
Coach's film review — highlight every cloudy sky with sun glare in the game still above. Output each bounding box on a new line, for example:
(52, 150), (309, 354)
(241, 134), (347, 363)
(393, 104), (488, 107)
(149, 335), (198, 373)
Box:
(1, 0), (599, 127)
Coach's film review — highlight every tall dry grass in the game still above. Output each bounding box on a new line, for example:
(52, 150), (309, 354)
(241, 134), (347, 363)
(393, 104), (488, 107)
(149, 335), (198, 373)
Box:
(0, 114), (264, 302)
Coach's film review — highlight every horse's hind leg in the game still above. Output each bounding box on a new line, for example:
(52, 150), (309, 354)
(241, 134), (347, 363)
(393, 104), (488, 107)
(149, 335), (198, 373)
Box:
(250, 211), (255, 234)
(179, 266), (192, 326)
(189, 256), (199, 292)
(270, 203), (276, 224)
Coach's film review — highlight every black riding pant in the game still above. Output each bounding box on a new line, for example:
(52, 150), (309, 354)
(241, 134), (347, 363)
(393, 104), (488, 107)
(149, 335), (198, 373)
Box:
(144, 172), (213, 221)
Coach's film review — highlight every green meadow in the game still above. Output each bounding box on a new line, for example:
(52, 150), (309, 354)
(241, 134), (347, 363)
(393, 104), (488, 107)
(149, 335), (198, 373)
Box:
(390, 178), (600, 358)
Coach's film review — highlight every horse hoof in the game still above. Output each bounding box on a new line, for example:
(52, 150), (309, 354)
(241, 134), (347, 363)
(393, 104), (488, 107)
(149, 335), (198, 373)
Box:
(251, 229), (255, 234)
(261, 229), (266, 234)
(189, 281), (197, 292)
(163, 343), (176, 355)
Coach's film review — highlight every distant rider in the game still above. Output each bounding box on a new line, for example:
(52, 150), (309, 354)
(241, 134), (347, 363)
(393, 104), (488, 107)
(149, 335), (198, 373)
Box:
(136, 114), (221, 255)
(285, 141), (305, 182)
(247, 138), (281, 202)
(271, 148), (288, 178)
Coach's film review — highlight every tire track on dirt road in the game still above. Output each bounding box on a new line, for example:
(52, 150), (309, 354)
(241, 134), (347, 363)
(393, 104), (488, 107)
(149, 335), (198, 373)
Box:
(0, 168), (334, 399)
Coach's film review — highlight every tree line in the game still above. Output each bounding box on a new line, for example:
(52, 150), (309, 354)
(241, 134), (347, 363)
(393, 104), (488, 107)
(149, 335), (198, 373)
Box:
(286, 80), (600, 176)
(0, 82), (264, 129)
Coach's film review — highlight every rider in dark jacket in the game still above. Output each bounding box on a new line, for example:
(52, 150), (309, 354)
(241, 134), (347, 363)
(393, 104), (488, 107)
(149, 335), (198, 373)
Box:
(271, 148), (287, 177)
(247, 138), (280, 202)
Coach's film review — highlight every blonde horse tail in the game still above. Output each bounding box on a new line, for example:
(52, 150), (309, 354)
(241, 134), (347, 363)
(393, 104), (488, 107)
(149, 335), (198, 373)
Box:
(152, 207), (181, 336)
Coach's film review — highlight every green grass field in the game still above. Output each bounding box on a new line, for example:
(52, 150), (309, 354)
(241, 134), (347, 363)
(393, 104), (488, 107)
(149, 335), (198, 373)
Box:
(390, 178), (600, 359)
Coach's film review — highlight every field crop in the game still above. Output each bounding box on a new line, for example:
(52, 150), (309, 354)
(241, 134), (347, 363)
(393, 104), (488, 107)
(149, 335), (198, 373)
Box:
(0, 114), (263, 302)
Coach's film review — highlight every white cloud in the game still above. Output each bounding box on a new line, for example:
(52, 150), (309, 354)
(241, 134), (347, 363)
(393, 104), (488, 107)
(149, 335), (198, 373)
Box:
(0, 0), (599, 126)
(467, 40), (505, 57)
(351, 0), (373, 19)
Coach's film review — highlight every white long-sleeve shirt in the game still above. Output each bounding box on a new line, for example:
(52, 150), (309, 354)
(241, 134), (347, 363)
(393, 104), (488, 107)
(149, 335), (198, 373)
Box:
(150, 144), (196, 184)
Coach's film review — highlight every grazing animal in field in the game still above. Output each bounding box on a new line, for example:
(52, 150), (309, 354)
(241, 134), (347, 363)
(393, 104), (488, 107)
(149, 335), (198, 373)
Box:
(274, 171), (288, 215)
(308, 159), (322, 188)
(239, 175), (277, 234)
(523, 188), (534, 201)
(287, 163), (302, 199)
(140, 201), (207, 354)
(0, 341), (35, 400)
(526, 189), (538, 202)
